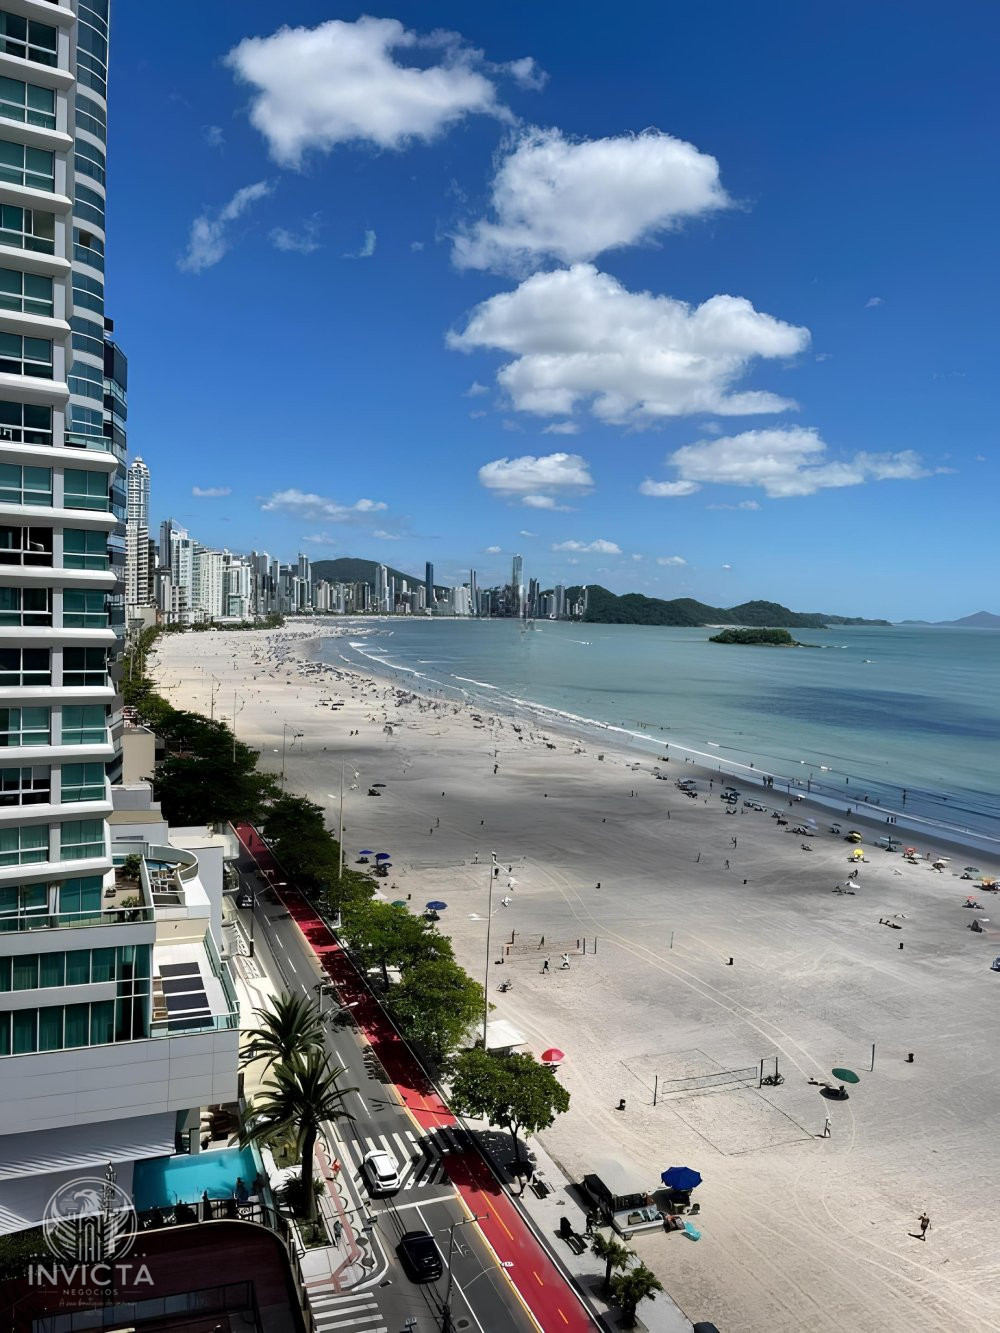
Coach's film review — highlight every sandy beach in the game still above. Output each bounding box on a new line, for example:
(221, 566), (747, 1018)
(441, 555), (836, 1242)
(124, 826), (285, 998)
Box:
(152, 622), (1000, 1333)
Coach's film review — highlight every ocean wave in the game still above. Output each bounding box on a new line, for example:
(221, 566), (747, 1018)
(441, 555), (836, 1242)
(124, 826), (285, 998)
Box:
(453, 675), (500, 690)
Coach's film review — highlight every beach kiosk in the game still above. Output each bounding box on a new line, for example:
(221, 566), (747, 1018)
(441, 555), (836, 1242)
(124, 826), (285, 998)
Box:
(582, 1156), (662, 1238)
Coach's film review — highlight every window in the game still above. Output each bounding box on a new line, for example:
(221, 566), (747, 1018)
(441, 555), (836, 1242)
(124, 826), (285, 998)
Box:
(75, 94), (105, 142)
(62, 528), (107, 570)
(60, 761), (104, 802)
(0, 77), (55, 130)
(0, 404), (52, 447)
(11, 953), (38, 989)
(61, 648), (106, 689)
(0, 331), (52, 377)
(0, 267), (53, 315)
(0, 882), (47, 933)
(0, 822), (48, 866)
(74, 184), (104, 232)
(40, 951), (64, 986)
(60, 820), (103, 862)
(68, 359), (101, 400)
(74, 139), (104, 187)
(0, 585), (51, 626)
(0, 765), (49, 805)
(0, 139), (55, 191)
(55, 874), (101, 927)
(63, 469), (108, 511)
(73, 226), (103, 273)
(0, 525), (52, 565)
(62, 589), (105, 629)
(0, 13), (58, 67)
(0, 203), (55, 253)
(0, 649), (49, 687)
(60, 705), (105, 746)
(71, 271), (103, 316)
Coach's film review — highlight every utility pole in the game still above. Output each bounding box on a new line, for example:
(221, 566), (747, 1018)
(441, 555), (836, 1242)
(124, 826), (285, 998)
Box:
(441, 1214), (487, 1332)
(482, 853), (498, 1049)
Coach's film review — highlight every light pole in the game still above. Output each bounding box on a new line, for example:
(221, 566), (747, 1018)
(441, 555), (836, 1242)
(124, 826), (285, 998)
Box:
(441, 1214), (487, 1333)
(482, 853), (498, 1049)
(209, 674), (220, 722)
(247, 880), (256, 958)
(335, 763), (359, 883)
(232, 691), (245, 763)
(280, 723), (303, 784)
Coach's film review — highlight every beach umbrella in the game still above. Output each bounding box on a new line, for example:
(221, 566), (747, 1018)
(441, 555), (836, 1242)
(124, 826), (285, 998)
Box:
(831, 1068), (860, 1084)
(391, 899), (408, 908)
(426, 900), (448, 912)
(359, 850), (374, 857)
(540, 1048), (565, 1064)
(375, 852), (391, 861)
(660, 1166), (703, 1192)
(372, 782), (386, 787)
(964, 866), (982, 875)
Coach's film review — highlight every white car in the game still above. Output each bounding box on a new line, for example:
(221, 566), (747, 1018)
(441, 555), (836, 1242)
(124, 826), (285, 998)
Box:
(361, 1148), (401, 1195)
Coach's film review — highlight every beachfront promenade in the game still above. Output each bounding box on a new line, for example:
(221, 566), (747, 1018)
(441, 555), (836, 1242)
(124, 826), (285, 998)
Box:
(154, 623), (1000, 1333)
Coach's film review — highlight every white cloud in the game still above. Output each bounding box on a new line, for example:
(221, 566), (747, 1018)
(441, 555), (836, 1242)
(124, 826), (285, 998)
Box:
(656, 427), (929, 499)
(552, 538), (621, 554)
(343, 228), (376, 259)
(518, 529), (537, 537)
(639, 479), (700, 497)
(865, 296), (884, 308)
(502, 56), (547, 90)
(478, 451), (593, 496)
(449, 264), (809, 426)
(707, 499), (760, 510)
(192, 485), (232, 498)
(542, 421), (580, 435)
(372, 529), (401, 540)
(631, 553), (643, 562)
(202, 125), (225, 149)
(721, 563), (733, 570)
(656, 555), (687, 566)
(260, 489), (387, 521)
(485, 544), (502, 553)
(179, 180), (273, 273)
(464, 381), (489, 397)
(411, 240), (425, 251)
(454, 127), (729, 272)
(521, 494), (573, 510)
(226, 17), (509, 168)
(271, 214), (322, 253)
(469, 410), (487, 420)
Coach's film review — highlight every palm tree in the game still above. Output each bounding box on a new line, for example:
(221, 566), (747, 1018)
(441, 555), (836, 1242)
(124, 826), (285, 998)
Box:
(590, 1231), (632, 1296)
(610, 1262), (664, 1328)
(240, 992), (326, 1074)
(242, 1049), (356, 1219)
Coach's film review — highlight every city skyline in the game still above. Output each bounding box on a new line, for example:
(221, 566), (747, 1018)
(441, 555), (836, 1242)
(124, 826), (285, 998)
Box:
(102, 2), (1000, 621)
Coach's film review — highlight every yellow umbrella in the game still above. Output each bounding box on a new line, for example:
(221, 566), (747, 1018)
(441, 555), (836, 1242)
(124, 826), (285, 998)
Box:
(852, 848), (865, 860)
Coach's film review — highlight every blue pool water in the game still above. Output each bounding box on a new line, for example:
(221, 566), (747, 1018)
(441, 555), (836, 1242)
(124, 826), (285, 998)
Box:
(132, 1146), (260, 1210)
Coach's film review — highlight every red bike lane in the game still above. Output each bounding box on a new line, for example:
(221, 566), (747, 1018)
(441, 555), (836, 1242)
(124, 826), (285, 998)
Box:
(235, 823), (598, 1333)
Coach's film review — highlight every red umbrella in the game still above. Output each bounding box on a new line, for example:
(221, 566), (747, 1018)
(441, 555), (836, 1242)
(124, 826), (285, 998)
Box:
(540, 1048), (565, 1064)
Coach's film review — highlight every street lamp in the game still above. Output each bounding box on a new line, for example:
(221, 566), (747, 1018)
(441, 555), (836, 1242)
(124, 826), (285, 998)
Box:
(441, 1214), (488, 1333)
(482, 853), (499, 1049)
(208, 673), (221, 722)
(334, 764), (359, 883)
(232, 691), (245, 762)
(280, 723), (303, 784)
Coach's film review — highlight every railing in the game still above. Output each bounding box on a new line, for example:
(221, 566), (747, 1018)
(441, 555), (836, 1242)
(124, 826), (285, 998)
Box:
(0, 902), (154, 933)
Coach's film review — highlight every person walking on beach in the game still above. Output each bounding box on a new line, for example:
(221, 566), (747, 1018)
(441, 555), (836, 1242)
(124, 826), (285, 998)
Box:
(918, 1212), (930, 1240)
(560, 953), (571, 969)
(822, 1116), (832, 1138)
(541, 957), (550, 974)
(725, 859), (730, 870)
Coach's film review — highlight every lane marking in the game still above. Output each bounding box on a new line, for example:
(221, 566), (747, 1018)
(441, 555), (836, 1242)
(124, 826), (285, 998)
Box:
(533, 1270), (544, 1286)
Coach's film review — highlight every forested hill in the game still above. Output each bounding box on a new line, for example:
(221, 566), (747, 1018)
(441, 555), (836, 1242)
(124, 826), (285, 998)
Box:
(567, 586), (889, 628)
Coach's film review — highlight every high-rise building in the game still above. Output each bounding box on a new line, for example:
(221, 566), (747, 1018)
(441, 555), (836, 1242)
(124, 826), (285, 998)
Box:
(510, 554), (523, 616)
(0, 2), (238, 1234)
(124, 457), (150, 615)
(424, 560), (434, 610)
(469, 568), (478, 617)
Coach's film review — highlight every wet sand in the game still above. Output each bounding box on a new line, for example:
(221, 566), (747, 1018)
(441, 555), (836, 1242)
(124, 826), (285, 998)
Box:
(152, 622), (1000, 1333)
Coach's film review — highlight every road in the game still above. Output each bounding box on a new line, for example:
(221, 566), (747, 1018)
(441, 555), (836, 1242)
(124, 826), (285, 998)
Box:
(232, 823), (595, 1333)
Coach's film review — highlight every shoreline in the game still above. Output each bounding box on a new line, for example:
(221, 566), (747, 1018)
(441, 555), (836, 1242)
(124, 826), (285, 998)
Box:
(151, 623), (1000, 1333)
(323, 626), (999, 858)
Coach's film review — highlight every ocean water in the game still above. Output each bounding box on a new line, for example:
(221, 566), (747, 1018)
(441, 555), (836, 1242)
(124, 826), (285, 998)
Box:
(322, 621), (1000, 847)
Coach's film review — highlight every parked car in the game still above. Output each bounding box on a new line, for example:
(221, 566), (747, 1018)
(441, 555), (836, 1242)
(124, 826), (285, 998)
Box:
(397, 1230), (443, 1282)
(693, 1323), (722, 1333)
(236, 893), (253, 909)
(361, 1149), (400, 1196)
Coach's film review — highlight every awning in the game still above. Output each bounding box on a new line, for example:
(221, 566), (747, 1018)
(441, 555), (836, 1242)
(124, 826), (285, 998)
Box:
(0, 1112), (176, 1182)
(484, 1019), (528, 1051)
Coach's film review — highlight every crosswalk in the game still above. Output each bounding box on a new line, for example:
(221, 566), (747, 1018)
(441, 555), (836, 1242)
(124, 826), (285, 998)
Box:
(307, 1290), (387, 1333)
(336, 1124), (464, 1193)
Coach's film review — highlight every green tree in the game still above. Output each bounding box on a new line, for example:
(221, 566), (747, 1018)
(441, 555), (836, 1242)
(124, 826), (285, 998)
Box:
(342, 899), (452, 984)
(241, 1050), (356, 1220)
(590, 1232), (632, 1296)
(610, 1262), (664, 1327)
(389, 958), (484, 1063)
(240, 993), (326, 1075)
(449, 1049), (570, 1167)
(153, 709), (280, 825)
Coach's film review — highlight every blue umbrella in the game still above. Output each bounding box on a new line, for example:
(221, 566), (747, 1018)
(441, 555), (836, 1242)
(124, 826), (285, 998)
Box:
(426, 900), (448, 912)
(359, 850), (374, 857)
(661, 1166), (702, 1192)
(376, 852), (391, 861)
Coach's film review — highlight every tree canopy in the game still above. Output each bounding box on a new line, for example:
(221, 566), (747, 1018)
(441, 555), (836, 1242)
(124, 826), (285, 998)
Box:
(449, 1049), (570, 1164)
(389, 958), (484, 1063)
(341, 899), (452, 984)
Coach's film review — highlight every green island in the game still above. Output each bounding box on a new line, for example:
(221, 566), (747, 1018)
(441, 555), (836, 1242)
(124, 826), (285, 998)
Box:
(709, 627), (810, 646)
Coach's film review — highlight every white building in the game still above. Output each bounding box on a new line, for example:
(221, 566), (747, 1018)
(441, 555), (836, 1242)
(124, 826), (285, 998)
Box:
(124, 456), (150, 615)
(0, 2), (238, 1234)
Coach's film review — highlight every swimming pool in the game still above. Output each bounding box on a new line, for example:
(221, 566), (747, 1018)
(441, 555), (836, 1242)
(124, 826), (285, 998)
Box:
(132, 1146), (261, 1210)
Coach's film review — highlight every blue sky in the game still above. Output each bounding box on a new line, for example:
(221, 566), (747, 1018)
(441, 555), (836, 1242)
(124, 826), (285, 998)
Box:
(108, 1), (998, 619)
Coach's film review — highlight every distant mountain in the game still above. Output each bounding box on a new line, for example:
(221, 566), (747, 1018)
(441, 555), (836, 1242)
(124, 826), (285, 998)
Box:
(936, 611), (1000, 628)
(568, 586), (889, 629)
(311, 557), (447, 597)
